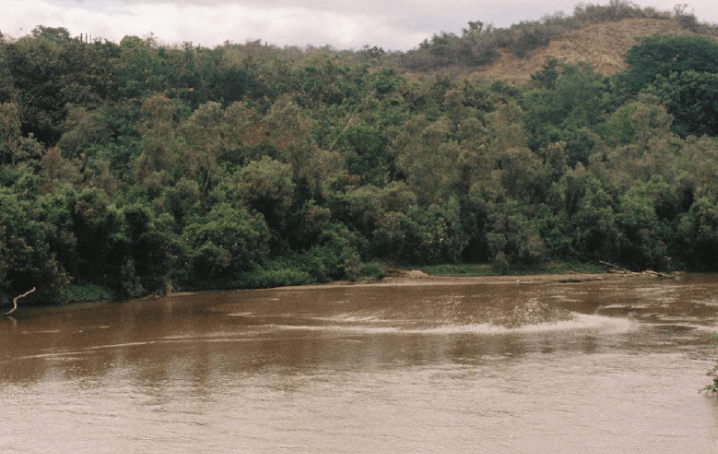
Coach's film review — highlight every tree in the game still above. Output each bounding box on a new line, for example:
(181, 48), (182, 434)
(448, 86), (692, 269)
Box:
(373, 196), (467, 264)
(0, 188), (69, 306)
(228, 156), (296, 235)
(134, 94), (178, 190)
(677, 198), (718, 270)
(646, 70), (718, 137)
(260, 96), (317, 179)
(0, 101), (22, 165)
(182, 204), (270, 282)
(618, 34), (718, 95)
(392, 116), (462, 205)
(571, 178), (622, 262)
(179, 101), (224, 201)
(31, 26), (72, 44)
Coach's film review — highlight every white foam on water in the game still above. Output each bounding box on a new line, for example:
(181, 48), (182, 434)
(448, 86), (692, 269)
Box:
(306, 313), (385, 323)
(271, 313), (636, 335)
(274, 325), (402, 334)
(14, 351), (88, 361)
(665, 323), (718, 333)
(88, 341), (156, 350)
(227, 312), (254, 317)
(163, 329), (267, 340)
(10, 341), (156, 362)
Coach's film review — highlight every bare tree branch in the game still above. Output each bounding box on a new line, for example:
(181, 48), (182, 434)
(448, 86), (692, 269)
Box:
(4, 287), (35, 316)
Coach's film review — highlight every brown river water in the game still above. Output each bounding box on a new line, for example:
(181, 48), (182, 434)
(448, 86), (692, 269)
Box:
(2, 273), (718, 453)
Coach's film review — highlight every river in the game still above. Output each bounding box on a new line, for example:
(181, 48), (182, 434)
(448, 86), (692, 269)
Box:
(2, 273), (718, 453)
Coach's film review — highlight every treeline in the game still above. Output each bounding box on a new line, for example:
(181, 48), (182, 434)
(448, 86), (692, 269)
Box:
(2, 14), (718, 306)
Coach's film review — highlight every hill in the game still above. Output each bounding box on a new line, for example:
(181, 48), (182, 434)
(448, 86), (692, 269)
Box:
(473, 18), (707, 83)
(395, 2), (718, 83)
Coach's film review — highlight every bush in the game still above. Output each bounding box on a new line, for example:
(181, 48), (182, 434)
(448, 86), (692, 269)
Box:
(373, 197), (467, 264)
(62, 284), (113, 302)
(676, 198), (718, 270)
(0, 189), (69, 306)
(296, 221), (362, 282)
(234, 262), (315, 289)
(183, 204), (270, 282)
(360, 260), (387, 279)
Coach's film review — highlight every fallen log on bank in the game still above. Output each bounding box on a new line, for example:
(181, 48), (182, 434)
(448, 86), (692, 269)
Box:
(4, 287), (36, 316)
(599, 261), (675, 279)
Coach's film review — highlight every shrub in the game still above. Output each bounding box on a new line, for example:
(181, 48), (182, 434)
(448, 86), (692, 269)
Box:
(62, 284), (113, 302)
(360, 260), (387, 279)
(373, 197), (467, 264)
(183, 204), (270, 282)
(676, 198), (718, 270)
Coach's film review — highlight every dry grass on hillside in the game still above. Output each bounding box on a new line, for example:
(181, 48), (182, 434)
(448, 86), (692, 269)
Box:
(472, 18), (718, 84)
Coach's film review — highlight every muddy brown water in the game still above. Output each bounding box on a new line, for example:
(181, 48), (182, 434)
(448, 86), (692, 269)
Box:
(2, 274), (718, 453)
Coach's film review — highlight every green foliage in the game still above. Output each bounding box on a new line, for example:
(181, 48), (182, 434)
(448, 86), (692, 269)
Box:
(360, 260), (387, 279)
(231, 156), (295, 233)
(615, 178), (672, 270)
(524, 62), (611, 165)
(233, 261), (314, 289)
(676, 198), (718, 270)
(62, 283), (113, 302)
(646, 70), (718, 137)
(0, 187), (69, 306)
(618, 34), (718, 95)
(182, 204), (270, 282)
(4, 15), (718, 305)
(374, 196), (467, 265)
(486, 202), (548, 267)
(31, 26), (72, 44)
(571, 178), (621, 262)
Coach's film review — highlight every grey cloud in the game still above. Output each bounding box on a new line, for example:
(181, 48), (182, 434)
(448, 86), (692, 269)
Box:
(28, 0), (717, 51)
(70, 0), (582, 45)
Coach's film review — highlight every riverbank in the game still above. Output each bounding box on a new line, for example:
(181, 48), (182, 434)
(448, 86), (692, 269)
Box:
(257, 265), (679, 292)
(35, 261), (675, 307)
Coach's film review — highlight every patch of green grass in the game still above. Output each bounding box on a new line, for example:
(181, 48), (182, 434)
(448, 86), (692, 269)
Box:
(62, 284), (113, 303)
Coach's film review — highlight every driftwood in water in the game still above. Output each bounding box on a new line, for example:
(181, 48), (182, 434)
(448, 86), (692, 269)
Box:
(599, 261), (675, 279)
(4, 287), (35, 316)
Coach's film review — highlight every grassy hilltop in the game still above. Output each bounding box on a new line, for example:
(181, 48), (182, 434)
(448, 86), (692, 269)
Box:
(2, 1), (718, 306)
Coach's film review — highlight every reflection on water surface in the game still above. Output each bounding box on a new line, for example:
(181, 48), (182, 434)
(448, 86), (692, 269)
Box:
(2, 274), (718, 453)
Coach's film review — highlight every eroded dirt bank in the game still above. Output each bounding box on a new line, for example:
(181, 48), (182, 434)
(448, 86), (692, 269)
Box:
(264, 270), (662, 292)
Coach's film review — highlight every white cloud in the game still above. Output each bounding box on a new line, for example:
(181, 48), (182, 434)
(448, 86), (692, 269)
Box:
(1, 0), (717, 51)
(0, 0), (429, 49)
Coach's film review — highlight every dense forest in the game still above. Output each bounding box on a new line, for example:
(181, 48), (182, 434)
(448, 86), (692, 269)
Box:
(3, 2), (718, 306)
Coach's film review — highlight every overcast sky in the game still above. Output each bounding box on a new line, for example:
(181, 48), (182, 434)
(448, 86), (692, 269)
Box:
(1, 0), (716, 51)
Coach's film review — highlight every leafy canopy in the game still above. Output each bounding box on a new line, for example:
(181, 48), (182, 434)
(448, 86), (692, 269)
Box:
(619, 34), (718, 95)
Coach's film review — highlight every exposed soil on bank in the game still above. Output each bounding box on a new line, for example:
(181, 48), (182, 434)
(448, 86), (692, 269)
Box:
(273, 270), (670, 291)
